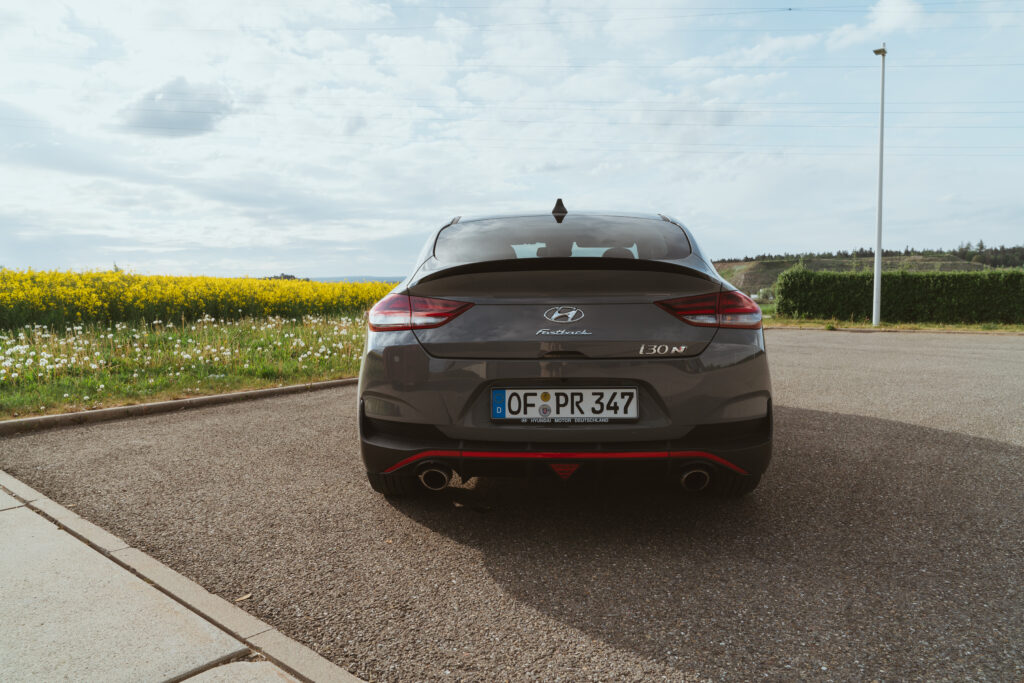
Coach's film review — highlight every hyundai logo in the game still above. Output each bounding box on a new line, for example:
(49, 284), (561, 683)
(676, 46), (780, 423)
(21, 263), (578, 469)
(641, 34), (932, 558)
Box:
(543, 306), (585, 323)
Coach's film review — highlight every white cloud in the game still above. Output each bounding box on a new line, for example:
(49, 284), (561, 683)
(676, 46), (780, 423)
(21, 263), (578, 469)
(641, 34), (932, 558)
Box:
(434, 16), (472, 43)
(828, 0), (928, 50)
(667, 33), (821, 78)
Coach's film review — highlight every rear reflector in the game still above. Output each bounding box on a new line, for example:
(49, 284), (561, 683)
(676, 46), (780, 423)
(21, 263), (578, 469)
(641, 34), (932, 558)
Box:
(549, 463), (580, 480)
(656, 290), (762, 329)
(368, 293), (473, 332)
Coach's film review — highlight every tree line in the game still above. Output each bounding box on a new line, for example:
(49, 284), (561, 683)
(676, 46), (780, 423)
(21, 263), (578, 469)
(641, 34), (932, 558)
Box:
(730, 243), (1024, 268)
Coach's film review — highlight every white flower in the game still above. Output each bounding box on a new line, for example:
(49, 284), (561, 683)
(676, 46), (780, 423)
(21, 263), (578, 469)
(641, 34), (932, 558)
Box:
(64, 393), (69, 398)
(83, 395), (89, 400)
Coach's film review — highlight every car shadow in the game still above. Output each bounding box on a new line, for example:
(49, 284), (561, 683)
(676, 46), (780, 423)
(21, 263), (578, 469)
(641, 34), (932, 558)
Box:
(388, 406), (1024, 680)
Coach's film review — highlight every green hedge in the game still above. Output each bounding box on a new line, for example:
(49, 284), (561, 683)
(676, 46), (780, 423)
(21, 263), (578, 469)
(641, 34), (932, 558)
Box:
(775, 268), (1024, 323)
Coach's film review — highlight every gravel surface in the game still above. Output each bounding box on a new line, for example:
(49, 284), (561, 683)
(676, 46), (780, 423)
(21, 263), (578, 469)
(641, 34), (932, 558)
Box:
(2, 330), (1022, 682)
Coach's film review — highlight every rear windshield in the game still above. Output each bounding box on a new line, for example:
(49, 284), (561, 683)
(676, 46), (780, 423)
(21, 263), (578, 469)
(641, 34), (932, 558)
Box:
(434, 215), (692, 265)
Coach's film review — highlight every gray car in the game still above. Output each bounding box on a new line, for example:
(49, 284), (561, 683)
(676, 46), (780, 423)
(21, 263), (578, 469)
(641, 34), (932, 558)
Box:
(358, 201), (772, 497)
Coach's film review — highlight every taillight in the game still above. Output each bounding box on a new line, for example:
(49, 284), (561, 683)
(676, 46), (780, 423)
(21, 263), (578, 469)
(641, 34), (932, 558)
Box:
(718, 290), (762, 329)
(656, 292), (719, 327)
(367, 293), (472, 331)
(656, 290), (762, 329)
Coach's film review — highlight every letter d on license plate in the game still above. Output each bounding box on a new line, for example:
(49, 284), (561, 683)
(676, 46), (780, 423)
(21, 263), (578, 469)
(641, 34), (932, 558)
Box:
(491, 388), (638, 423)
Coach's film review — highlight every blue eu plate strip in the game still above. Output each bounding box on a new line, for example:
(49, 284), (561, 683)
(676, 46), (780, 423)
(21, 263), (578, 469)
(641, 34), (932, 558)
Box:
(490, 389), (505, 418)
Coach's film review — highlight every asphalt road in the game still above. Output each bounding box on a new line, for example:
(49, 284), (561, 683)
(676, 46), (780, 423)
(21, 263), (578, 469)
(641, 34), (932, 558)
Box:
(2, 330), (1022, 682)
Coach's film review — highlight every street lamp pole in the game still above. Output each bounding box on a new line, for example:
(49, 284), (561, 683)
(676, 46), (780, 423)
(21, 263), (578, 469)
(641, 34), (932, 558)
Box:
(872, 43), (887, 326)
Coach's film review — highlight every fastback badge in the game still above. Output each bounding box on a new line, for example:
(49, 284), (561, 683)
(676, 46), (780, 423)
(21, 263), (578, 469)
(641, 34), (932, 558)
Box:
(536, 328), (593, 336)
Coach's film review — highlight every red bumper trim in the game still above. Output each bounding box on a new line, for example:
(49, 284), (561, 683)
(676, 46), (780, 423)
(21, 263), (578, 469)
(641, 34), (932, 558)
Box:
(382, 449), (747, 475)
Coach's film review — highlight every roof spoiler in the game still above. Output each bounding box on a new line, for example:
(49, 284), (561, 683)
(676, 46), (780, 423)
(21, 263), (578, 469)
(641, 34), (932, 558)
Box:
(413, 256), (715, 285)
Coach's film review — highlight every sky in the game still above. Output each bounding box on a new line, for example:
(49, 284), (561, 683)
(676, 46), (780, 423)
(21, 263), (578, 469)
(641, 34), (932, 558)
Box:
(1, 0), (1022, 278)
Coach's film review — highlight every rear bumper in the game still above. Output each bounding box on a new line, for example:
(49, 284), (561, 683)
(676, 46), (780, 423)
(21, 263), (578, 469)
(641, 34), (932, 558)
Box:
(360, 404), (772, 479)
(358, 328), (772, 445)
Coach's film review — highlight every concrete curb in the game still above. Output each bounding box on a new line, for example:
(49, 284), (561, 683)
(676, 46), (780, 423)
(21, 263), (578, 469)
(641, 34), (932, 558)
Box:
(0, 378), (358, 438)
(0, 469), (362, 683)
(763, 324), (1024, 335)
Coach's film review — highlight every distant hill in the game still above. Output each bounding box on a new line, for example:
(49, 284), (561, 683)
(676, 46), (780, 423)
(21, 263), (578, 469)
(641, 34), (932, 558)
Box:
(715, 254), (991, 297)
(714, 243), (1024, 296)
(313, 276), (402, 283)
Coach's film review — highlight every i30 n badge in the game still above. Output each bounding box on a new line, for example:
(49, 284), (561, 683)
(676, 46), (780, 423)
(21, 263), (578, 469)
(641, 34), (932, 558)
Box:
(358, 199), (772, 497)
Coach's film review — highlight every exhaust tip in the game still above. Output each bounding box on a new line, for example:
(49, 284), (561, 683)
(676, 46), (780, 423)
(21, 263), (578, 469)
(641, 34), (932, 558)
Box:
(418, 466), (452, 491)
(680, 467), (712, 492)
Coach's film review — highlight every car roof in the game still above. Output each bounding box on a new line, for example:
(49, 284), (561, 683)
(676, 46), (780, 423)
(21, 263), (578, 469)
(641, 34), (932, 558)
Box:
(455, 211), (668, 225)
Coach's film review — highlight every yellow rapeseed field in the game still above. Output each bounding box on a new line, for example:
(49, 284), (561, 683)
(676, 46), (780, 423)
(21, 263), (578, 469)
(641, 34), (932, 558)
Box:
(0, 269), (395, 328)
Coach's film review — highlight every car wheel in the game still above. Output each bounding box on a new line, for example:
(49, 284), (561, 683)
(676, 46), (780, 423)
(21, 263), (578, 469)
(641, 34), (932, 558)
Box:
(366, 471), (423, 497)
(714, 472), (762, 497)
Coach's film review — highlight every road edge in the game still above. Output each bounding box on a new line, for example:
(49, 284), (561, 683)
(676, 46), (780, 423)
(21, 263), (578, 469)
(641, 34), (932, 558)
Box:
(763, 323), (1024, 335)
(0, 378), (358, 437)
(0, 468), (362, 683)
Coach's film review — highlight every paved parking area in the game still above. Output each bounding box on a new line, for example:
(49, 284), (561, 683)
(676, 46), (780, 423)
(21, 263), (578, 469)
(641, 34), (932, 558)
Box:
(1, 330), (1022, 681)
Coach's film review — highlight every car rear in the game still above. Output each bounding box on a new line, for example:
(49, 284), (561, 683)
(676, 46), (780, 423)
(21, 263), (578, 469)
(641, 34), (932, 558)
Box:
(358, 210), (771, 496)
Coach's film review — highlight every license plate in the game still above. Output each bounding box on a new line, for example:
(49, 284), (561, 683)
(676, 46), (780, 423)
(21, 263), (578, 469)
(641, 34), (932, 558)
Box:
(491, 388), (638, 423)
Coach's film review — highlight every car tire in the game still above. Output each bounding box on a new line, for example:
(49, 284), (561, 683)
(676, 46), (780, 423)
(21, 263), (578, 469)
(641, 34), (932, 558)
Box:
(714, 472), (762, 497)
(366, 471), (423, 497)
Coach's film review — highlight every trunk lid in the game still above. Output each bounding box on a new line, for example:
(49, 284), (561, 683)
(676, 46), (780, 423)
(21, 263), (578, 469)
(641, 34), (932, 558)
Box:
(409, 260), (720, 359)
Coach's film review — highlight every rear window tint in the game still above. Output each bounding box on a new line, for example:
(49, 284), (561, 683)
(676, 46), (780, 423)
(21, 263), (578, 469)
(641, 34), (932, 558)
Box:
(434, 216), (692, 265)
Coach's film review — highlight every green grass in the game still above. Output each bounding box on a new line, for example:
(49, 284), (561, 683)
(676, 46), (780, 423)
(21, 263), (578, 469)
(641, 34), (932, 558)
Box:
(0, 314), (366, 420)
(760, 301), (1024, 331)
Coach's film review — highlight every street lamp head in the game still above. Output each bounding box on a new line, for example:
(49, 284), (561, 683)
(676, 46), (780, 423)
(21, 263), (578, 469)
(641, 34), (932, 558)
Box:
(873, 43), (887, 56)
